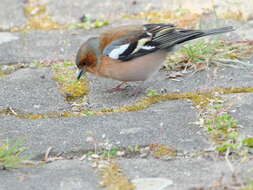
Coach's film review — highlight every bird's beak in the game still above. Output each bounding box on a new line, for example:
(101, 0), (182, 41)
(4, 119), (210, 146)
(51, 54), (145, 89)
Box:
(76, 69), (85, 80)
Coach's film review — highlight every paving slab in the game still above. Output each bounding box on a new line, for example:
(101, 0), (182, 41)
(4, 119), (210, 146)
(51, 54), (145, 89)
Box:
(0, 67), (69, 113)
(0, 0), (26, 30)
(118, 158), (253, 190)
(0, 160), (102, 190)
(0, 29), (93, 65)
(0, 100), (209, 157)
(42, 0), (173, 24)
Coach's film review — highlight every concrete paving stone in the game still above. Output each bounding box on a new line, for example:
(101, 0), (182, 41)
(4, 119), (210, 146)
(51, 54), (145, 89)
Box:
(42, 0), (175, 24)
(0, 29), (93, 65)
(0, 67), (70, 113)
(0, 160), (103, 190)
(224, 93), (253, 136)
(118, 158), (253, 190)
(0, 0), (26, 30)
(0, 100), (210, 157)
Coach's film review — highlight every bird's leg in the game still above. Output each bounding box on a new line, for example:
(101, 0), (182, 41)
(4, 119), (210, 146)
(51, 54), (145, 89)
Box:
(129, 86), (144, 97)
(106, 81), (128, 92)
(129, 81), (148, 97)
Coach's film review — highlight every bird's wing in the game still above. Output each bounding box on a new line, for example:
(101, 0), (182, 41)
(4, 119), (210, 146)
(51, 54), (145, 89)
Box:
(102, 23), (205, 61)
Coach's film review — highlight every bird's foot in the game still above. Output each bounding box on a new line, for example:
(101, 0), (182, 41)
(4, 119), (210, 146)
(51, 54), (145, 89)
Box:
(105, 82), (128, 93)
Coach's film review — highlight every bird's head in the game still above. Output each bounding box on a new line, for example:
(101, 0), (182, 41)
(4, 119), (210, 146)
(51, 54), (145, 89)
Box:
(75, 37), (99, 80)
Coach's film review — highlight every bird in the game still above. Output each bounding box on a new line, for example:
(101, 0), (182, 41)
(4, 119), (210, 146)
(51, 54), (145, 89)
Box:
(76, 23), (235, 93)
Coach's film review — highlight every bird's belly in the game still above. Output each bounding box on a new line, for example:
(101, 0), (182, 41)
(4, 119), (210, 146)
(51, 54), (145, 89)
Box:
(102, 51), (168, 82)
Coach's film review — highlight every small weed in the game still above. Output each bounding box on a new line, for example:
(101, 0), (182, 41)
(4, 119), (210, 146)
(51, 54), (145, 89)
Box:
(0, 139), (27, 169)
(165, 40), (253, 71)
(101, 147), (118, 157)
(146, 89), (159, 97)
(86, 151), (95, 156)
(126, 145), (141, 153)
(204, 105), (240, 151)
(202, 99), (253, 154)
(68, 16), (109, 30)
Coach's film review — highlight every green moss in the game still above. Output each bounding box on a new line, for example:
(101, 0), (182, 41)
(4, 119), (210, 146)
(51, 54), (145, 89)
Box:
(0, 108), (82, 120)
(0, 71), (5, 78)
(51, 61), (89, 101)
(1, 86), (253, 120)
(242, 137), (253, 148)
(151, 145), (177, 158)
(99, 161), (135, 190)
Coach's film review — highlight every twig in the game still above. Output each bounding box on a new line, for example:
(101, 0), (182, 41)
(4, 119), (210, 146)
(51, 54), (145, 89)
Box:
(225, 147), (234, 173)
(44, 147), (53, 161)
(214, 58), (253, 68)
(9, 107), (17, 115)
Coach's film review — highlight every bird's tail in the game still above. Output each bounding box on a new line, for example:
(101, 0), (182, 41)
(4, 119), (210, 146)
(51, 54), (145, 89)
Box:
(176, 26), (236, 45)
(155, 25), (235, 49)
(198, 26), (235, 37)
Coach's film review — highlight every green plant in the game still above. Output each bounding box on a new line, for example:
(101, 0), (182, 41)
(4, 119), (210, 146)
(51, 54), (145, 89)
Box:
(206, 113), (237, 134)
(146, 89), (159, 97)
(165, 40), (253, 70)
(101, 147), (118, 156)
(0, 139), (27, 168)
(68, 16), (109, 30)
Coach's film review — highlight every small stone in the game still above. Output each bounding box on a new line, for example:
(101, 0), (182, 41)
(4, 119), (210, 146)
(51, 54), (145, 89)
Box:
(79, 154), (87, 161)
(116, 151), (125, 156)
(91, 154), (100, 159)
(86, 136), (95, 142)
(140, 152), (149, 158)
(33, 104), (41, 109)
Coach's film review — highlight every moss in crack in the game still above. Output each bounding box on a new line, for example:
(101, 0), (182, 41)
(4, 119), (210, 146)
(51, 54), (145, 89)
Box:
(0, 70), (5, 78)
(98, 160), (135, 190)
(0, 107), (84, 120)
(11, 0), (65, 31)
(1, 86), (253, 120)
(151, 144), (177, 159)
(51, 60), (89, 102)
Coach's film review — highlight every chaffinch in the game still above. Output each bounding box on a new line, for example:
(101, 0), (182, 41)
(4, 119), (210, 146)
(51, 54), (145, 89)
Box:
(76, 24), (234, 92)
